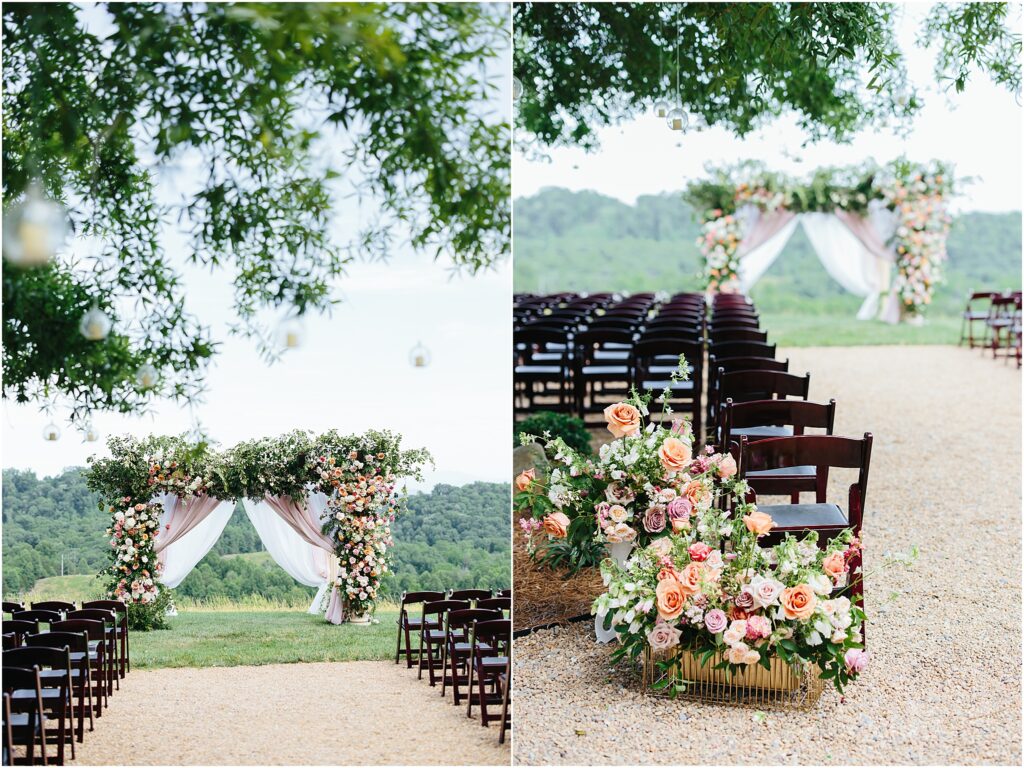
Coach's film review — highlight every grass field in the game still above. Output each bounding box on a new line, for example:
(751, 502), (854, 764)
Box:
(130, 609), (399, 669)
(762, 313), (962, 347)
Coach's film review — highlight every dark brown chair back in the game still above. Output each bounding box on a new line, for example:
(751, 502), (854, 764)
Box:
(709, 340), (775, 360)
(10, 610), (61, 626)
(2, 602), (24, 615)
(722, 398), (837, 454)
(51, 619), (106, 642)
(30, 601), (75, 613)
(448, 589), (492, 602)
(1, 620), (39, 641)
(476, 597), (511, 613)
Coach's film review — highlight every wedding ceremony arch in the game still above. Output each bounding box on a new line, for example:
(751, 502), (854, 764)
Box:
(684, 159), (956, 323)
(84, 430), (431, 629)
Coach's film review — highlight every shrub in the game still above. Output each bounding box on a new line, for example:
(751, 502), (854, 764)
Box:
(516, 411), (593, 456)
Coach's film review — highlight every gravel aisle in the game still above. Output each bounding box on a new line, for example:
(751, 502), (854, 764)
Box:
(513, 346), (1021, 766)
(74, 660), (509, 765)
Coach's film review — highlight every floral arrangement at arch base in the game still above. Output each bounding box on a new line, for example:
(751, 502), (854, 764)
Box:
(514, 359), (868, 697)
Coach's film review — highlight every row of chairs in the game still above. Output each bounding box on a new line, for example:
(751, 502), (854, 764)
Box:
(395, 588), (512, 744)
(960, 289), (1021, 367)
(2, 599), (130, 765)
(702, 294), (871, 618)
(514, 292), (709, 436)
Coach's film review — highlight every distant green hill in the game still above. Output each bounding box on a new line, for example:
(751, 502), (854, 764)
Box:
(2, 468), (510, 601)
(513, 188), (1022, 322)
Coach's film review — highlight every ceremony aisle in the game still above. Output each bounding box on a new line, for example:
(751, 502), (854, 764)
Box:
(513, 345), (1021, 766)
(73, 658), (510, 765)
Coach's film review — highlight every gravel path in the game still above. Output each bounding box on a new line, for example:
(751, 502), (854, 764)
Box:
(73, 660), (509, 765)
(513, 345), (1021, 766)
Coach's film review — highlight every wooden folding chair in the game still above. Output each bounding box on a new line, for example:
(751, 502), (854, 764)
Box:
(2, 667), (48, 765)
(81, 601), (129, 677)
(49, 621), (107, 715)
(444, 609), (502, 705)
(418, 600), (469, 685)
(394, 591), (444, 669)
(448, 589), (492, 605)
(64, 611), (118, 693)
(4, 648), (73, 763)
(25, 633), (93, 742)
(467, 618), (511, 726)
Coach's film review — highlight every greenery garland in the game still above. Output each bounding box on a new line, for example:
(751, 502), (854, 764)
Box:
(683, 159), (956, 315)
(85, 431), (431, 629)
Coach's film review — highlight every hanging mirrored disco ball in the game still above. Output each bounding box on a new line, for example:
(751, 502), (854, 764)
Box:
(654, 99), (669, 119)
(409, 341), (431, 368)
(512, 76), (523, 101)
(79, 305), (112, 341)
(135, 363), (159, 390)
(43, 422), (61, 442)
(2, 182), (70, 267)
(667, 107), (688, 131)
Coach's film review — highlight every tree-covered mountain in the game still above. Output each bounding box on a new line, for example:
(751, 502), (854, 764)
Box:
(2, 469), (510, 601)
(513, 187), (1022, 317)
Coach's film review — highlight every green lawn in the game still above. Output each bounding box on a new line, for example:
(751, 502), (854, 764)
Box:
(761, 313), (962, 347)
(130, 609), (398, 669)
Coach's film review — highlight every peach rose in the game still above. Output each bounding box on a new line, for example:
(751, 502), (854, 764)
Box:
(542, 512), (570, 538)
(658, 437), (693, 472)
(743, 510), (775, 536)
(655, 578), (687, 621)
(717, 454), (737, 478)
(780, 584), (817, 621)
(608, 504), (629, 523)
(603, 402), (642, 438)
(822, 551), (847, 583)
(515, 468), (535, 492)
(656, 566), (680, 582)
(683, 479), (710, 507)
(676, 562), (705, 598)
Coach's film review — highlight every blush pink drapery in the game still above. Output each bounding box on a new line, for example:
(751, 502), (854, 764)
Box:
(736, 209), (797, 257)
(264, 494), (344, 624)
(154, 494), (224, 554)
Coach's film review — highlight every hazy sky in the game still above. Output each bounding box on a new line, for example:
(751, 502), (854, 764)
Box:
(513, 3), (1023, 213)
(3, 6), (512, 489)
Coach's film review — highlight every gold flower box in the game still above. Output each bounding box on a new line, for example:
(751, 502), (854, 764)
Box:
(642, 647), (824, 709)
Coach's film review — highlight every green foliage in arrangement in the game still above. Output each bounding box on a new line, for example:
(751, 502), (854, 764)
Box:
(2, 468), (510, 607)
(513, 187), (1022, 344)
(513, 2), (1020, 150)
(2, 2), (510, 422)
(515, 411), (594, 456)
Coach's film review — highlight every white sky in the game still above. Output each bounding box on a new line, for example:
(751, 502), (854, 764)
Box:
(2, 5), (513, 490)
(513, 3), (1023, 213)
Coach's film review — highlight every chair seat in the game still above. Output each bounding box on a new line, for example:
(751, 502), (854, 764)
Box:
(39, 668), (79, 680)
(532, 352), (568, 363)
(963, 311), (989, 319)
(746, 465), (816, 478)
(427, 628), (465, 641)
(515, 365), (562, 375)
(402, 618), (439, 629)
(757, 503), (847, 529)
(481, 656), (510, 669)
(642, 379), (695, 391)
(13, 687), (63, 701)
(581, 365), (629, 376)
(732, 425), (793, 439)
(594, 350), (630, 361)
(453, 641), (492, 653)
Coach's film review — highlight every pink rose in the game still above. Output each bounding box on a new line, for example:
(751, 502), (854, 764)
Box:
(844, 649), (869, 674)
(745, 615), (771, 641)
(642, 505), (667, 533)
(666, 496), (692, 522)
(717, 454), (737, 478)
(704, 608), (728, 634)
(688, 542), (713, 562)
(647, 621), (682, 652)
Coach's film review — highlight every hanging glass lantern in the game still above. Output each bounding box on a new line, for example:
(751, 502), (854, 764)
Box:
(409, 341), (431, 368)
(79, 305), (112, 341)
(278, 314), (305, 350)
(667, 107), (688, 131)
(135, 363), (159, 390)
(893, 86), (912, 109)
(2, 182), (70, 267)
(654, 99), (670, 119)
(43, 422), (61, 442)
(512, 76), (523, 101)
(84, 423), (100, 442)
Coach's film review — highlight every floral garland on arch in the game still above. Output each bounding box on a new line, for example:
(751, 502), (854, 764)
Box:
(86, 430), (430, 630)
(683, 159), (957, 317)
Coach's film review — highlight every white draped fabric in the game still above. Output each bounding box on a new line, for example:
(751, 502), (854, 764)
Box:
(735, 202), (900, 322)
(241, 497), (335, 615)
(155, 494), (235, 588)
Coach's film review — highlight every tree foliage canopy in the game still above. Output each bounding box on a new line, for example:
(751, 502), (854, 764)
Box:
(3, 2), (510, 424)
(513, 2), (1021, 150)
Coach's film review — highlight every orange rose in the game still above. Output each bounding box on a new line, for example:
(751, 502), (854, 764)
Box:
(676, 562), (705, 598)
(658, 437), (693, 472)
(822, 551), (847, 582)
(603, 402), (642, 438)
(743, 510), (775, 536)
(728, 605), (750, 621)
(683, 480), (710, 506)
(655, 578), (686, 621)
(780, 584), (817, 621)
(656, 566), (679, 582)
(542, 512), (570, 538)
(515, 468), (536, 492)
